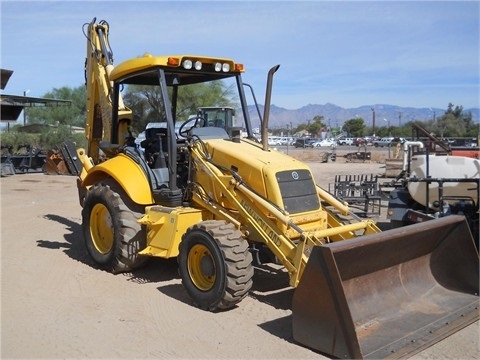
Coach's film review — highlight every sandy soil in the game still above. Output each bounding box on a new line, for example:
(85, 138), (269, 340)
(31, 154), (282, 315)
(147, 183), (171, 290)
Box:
(1, 152), (478, 359)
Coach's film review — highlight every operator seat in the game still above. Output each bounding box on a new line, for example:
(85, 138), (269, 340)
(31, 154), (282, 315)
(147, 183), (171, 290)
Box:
(143, 127), (168, 154)
(214, 118), (224, 128)
(141, 127), (170, 166)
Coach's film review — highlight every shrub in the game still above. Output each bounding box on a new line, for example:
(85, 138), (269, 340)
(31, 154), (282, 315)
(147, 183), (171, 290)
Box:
(0, 126), (86, 154)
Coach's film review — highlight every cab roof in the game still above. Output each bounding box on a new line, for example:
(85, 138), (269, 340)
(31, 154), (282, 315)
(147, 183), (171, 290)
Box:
(109, 54), (244, 86)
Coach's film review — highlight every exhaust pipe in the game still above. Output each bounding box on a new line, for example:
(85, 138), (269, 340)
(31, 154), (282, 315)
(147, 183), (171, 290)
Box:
(261, 65), (280, 151)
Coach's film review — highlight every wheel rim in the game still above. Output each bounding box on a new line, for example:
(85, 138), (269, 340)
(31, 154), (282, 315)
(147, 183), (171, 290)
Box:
(188, 244), (216, 291)
(90, 203), (114, 254)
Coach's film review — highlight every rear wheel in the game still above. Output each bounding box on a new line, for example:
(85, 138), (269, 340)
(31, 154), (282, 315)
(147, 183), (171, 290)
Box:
(82, 179), (147, 273)
(178, 220), (253, 311)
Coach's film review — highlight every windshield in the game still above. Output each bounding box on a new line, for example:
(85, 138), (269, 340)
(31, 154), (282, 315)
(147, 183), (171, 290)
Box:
(119, 67), (253, 139)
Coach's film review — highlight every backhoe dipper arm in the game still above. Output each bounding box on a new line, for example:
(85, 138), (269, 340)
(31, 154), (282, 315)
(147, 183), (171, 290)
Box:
(84, 18), (132, 164)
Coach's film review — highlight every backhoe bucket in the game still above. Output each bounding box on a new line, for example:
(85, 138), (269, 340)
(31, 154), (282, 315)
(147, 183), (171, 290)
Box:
(292, 215), (479, 359)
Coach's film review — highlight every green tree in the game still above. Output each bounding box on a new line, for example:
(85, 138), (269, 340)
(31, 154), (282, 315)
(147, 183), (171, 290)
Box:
(292, 115), (326, 137)
(307, 115), (326, 136)
(25, 86), (86, 127)
(175, 80), (237, 119)
(342, 118), (366, 137)
(38, 125), (86, 149)
(122, 85), (164, 134)
(1, 86), (87, 150)
(293, 123), (308, 136)
(433, 103), (477, 138)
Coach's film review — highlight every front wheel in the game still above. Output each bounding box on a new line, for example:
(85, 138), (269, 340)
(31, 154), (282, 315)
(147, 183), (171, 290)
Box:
(82, 179), (147, 273)
(178, 220), (253, 311)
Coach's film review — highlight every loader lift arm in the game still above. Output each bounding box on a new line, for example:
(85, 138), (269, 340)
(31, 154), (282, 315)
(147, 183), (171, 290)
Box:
(187, 138), (379, 287)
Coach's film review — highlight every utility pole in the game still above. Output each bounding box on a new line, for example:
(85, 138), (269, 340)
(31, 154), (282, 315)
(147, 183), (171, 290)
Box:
(287, 122), (292, 155)
(429, 108), (436, 125)
(371, 107), (376, 137)
(23, 89), (30, 126)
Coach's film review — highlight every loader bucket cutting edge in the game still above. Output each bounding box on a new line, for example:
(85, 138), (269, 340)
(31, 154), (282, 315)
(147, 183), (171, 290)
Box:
(292, 215), (479, 359)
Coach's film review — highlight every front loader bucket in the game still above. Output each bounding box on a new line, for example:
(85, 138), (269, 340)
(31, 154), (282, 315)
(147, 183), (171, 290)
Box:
(292, 215), (479, 359)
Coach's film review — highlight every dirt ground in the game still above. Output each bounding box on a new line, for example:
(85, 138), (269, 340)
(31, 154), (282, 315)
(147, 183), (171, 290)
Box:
(1, 149), (479, 359)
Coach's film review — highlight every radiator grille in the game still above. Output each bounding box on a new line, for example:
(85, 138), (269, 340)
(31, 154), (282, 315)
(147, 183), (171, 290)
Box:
(276, 169), (319, 213)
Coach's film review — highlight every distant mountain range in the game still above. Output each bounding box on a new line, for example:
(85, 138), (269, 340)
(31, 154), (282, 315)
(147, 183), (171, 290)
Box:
(247, 103), (480, 129)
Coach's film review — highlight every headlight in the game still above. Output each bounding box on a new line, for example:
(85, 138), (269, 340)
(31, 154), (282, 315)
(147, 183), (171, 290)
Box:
(182, 59), (193, 69)
(194, 61), (202, 70)
(214, 62), (230, 72)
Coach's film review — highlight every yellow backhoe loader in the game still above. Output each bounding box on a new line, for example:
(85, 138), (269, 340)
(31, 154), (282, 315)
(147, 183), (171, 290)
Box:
(64, 18), (479, 358)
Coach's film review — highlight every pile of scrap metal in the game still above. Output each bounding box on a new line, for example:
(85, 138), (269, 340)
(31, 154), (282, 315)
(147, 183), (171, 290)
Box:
(320, 151), (332, 163)
(343, 150), (371, 162)
(1, 68), (72, 176)
(44, 141), (82, 176)
(0, 143), (79, 176)
(44, 148), (70, 175)
(1, 144), (46, 176)
(328, 173), (382, 216)
(0, 146), (15, 176)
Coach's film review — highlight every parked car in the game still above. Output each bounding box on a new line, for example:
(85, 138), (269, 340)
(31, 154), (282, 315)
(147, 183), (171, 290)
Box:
(337, 137), (354, 146)
(268, 136), (282, 146)
(363, 136), (373, 145)
(294, 138), (315, 148)
(313, 138), (336, 147)
(372, 137), (394, 147)
(353, 137), (367, 146)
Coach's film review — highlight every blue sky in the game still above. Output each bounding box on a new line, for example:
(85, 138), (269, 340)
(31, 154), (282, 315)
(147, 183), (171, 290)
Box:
(1, 0), (479, 111)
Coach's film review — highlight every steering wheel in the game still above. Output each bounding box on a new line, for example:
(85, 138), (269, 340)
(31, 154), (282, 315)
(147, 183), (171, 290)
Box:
(178, 116), (207, 138)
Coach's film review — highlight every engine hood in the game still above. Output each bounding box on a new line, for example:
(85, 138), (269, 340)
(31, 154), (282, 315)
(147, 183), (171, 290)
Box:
(201, 138), (320, 213)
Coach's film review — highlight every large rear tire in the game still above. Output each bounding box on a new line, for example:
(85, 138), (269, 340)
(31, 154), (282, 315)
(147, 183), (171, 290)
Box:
(82, 179), (147, 273)
(178, 220), (253, 311)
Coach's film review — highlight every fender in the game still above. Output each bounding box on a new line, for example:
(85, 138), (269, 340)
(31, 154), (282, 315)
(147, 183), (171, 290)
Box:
(83, 153), (155, 205)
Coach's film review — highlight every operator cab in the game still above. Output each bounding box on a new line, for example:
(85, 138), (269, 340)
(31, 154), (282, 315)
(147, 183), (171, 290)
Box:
(196, 107), (235, 135)
(108, 55), (254, 206)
